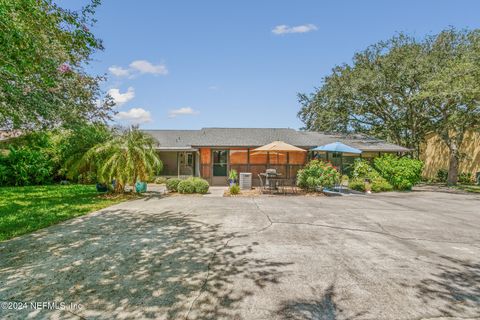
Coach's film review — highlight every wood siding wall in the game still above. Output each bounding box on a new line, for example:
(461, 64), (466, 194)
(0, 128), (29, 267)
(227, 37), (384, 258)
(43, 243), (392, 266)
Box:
(199, 148), (212, 183)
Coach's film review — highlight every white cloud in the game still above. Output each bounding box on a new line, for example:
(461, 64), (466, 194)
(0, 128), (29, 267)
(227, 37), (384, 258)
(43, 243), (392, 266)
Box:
(272, 24), (318, 35)
(108, 65), (130, 77)
(168, 107), (199, 118)
(129, 60), (168, 75)
(115, 108), (152, 124)
(208, 85), (219, 90)
(108, 87), (135, 106)
(108, 60), (168, 77)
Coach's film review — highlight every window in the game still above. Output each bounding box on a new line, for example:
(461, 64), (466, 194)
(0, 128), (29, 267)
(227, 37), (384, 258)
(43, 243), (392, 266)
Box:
(187, 153), (193, 166)
(213, 150), (228, 176)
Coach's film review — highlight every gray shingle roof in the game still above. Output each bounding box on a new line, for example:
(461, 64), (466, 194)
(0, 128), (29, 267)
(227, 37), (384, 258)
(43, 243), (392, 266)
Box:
(143, 128), (410, 152)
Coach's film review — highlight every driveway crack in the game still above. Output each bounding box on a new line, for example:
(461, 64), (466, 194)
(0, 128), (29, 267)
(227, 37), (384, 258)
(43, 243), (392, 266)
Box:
(184, 235), (236, 320)
(185, 199), (275, 319)
(252, 198), (273, 234)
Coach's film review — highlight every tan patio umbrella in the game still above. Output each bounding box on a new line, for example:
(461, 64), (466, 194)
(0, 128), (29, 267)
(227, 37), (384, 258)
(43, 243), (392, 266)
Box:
(252, 141), (307, 168)
(252, 141), (306, 152)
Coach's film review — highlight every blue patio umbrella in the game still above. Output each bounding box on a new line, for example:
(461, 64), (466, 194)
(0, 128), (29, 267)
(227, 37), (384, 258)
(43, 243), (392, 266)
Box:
(311, 142), (362, 176)
(311, 142), (362, 154)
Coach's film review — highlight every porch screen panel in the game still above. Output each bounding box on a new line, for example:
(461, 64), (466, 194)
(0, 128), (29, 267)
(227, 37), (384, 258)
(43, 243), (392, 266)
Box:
(229, 164), (249, 174)
(342, 153), (361, 176)
(158, 152), (178, 176)
(268, 152), (287, 165)
(250, 164), (268, 186)
(288, 165), (304, 181)
(289, 152), (307, 164)
(268, 165), (286, 176)
(312, 151), (327, 162)
(249, 150), (268, 164)
(229, 149), (248, 164)
(249, 164), (268, 175)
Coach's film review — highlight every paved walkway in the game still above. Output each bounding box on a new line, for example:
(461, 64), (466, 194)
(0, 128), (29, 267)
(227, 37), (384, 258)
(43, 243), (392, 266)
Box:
(1, 191), (479, 319)
(202, 186), (227, 197)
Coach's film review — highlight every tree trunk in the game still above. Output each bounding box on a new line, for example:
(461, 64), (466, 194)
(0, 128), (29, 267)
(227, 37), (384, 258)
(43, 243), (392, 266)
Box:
(447, 144), (460, 186)
(132, 174), (138, 193)
(115, 182), (124, 193)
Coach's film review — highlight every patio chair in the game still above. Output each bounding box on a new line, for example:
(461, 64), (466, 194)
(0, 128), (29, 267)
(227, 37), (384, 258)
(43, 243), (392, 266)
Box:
(290, 177), (298, 194)
(280, 178), (297, 195)
(258, 174), (268, 194)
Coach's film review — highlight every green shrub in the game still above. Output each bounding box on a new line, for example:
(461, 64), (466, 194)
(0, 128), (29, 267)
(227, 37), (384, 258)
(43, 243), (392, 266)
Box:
(229, 184), (240, 195)
(297, 160), (340, 190)
(154, 176), (168, 184)
(373, 154), (423, 190)
(371, 177), (393, 192)
(192, 178), (209, 194)
(436, 169), (448, 182)
(0, 131), (63, 186)
(459, 172), (474, 185)
(166, 178), (181, 192)
(77, 171), (97, 184)
(349, 178), (366, 192)
(0, 147), (55, 186)
(0, 163), (10, 185)
(352, 159), (380, 179)
(178, 179), (195, 194)
(59, 123), (112, 182)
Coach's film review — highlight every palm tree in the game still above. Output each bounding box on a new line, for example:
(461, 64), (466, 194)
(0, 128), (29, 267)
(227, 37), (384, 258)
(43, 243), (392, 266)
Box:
(81, 126), (162, 192)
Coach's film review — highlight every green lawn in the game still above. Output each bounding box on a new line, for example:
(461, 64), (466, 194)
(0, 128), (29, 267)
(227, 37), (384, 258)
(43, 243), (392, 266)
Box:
(0, 184), (135, 241)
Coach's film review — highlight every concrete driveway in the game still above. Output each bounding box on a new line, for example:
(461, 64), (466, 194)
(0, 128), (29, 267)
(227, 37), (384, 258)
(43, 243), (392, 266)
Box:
(1, 191), (479, 320)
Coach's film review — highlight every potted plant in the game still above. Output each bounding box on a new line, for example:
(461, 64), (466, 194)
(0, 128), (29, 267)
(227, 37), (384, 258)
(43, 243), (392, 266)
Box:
(135, 181), (148, 193)
(96, 182), (108, 192)
(228, 169), (238, 186)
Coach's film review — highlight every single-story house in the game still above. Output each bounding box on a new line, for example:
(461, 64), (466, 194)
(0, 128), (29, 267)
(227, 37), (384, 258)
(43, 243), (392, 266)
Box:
(145, 128), (409, 186)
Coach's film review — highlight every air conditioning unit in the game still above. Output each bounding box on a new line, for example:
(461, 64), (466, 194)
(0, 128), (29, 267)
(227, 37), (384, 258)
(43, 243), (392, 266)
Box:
(239, 172), (252, 190)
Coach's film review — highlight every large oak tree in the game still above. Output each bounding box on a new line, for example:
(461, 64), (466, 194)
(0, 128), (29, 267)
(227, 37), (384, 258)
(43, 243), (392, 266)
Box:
(419, 29), (480, 184)
(298, 28), (480, 184)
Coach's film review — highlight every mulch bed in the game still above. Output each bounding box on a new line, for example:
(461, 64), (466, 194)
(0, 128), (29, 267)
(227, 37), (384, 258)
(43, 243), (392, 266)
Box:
(223, 188), (325, 197)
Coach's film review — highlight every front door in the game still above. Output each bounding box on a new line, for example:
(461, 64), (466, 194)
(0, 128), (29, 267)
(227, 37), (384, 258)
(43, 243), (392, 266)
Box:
(212, 150), (228, 185)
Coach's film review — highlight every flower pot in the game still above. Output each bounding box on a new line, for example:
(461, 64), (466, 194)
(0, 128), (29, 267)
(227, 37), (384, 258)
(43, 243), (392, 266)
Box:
(135, 181), (147, 193)
(96, 183), (108, 192)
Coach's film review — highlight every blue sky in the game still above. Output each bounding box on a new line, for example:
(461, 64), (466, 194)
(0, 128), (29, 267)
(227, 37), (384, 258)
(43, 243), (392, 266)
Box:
(58, 0), (480, 129)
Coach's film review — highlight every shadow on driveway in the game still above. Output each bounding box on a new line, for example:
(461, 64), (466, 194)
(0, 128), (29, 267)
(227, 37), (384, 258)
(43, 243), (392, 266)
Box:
(0, 208), (291, 319)
(413, 255), (480, 317)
